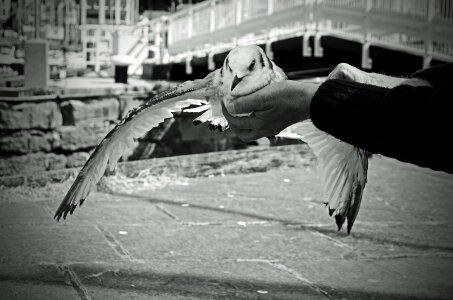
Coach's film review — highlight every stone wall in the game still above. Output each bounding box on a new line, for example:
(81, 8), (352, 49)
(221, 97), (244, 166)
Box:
(0, 83), (248, 178)
(0, 95), (125, 177)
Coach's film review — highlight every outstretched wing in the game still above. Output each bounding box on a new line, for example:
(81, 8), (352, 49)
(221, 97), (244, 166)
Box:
(54, 74), (216, 221)
(290, 121), (369, 233)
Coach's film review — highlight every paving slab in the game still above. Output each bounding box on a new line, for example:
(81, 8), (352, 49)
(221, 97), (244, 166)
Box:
(70, 260), (327, 300)
(103, 223), (347, 262)
(0, 202), (54, 226)
(129, 169), (329, 227)
(46, 193), (173, 226)
(359, 157), (453, 224)
(284, 257), (453, 300)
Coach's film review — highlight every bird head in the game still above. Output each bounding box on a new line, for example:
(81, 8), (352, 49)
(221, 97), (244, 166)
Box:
(222, 45), (274, 97)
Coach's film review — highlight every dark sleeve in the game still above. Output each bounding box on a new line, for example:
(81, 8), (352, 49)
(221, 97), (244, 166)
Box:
(310, 67), (453, 174)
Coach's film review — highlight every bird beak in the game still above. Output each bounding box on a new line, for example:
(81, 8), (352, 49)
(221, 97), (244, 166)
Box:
(231, 75), (243, 92)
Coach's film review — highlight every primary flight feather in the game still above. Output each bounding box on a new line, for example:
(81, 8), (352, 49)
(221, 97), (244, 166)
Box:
(55, 45), (368, 233)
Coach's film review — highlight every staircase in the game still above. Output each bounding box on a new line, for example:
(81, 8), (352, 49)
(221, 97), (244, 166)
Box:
(111, 21), (151, 76)
(126, 24), (150, 76)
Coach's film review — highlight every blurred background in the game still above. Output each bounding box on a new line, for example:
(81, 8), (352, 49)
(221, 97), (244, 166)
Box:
(0, 0), (452, 177)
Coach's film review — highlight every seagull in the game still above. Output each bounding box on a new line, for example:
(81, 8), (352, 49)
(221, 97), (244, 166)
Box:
(54, 45), (368, 233)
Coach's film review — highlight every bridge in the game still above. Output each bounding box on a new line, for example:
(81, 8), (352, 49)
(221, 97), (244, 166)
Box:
(141, 0), (453, 78)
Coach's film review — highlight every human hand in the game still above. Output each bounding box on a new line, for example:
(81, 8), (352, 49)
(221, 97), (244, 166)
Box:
(222, 80), (319, 142)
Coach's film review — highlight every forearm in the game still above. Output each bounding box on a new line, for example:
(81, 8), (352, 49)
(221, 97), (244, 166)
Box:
(310, 79), (453, 173)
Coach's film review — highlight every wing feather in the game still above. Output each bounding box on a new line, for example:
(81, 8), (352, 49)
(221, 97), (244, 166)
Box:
(291, 120), (369, 233)
(54, 75), (215, 220)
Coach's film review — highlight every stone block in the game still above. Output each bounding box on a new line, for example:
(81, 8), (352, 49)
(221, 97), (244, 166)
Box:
(0, 152), (66, 176)
(0, 101), (62, 130)
(0, 130), (60, 153)
(59, 122), (114, 151)
(66, 151), (90, 168)
(60, 98), (120, 125)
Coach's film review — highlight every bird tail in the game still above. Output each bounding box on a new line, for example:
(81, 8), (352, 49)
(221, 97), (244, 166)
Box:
(291, 120), (369, 233)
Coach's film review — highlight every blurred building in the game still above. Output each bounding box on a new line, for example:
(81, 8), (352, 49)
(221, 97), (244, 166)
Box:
(80, 0), (140, 72)
(82, 0), (138, 25)
(0, 0), (83, 82)
(0, 0), (144, 75)
(0, 0), (81, 47)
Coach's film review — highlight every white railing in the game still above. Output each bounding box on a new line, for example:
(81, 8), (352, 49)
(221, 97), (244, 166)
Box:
(371, 0), (427, 17)
(149, 0), (453, 68)
(434, 0), (453, 23)
(192, 1), (212, 36)
(168, 11), (190, 44)
(240, 0), (268, 21)
(273, 0), (307, 13)
(319, 0), (365, 10)
(215, 0), (237, 30)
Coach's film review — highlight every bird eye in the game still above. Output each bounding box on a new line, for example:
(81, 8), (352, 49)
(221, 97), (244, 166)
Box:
(249, 61), (255, 71)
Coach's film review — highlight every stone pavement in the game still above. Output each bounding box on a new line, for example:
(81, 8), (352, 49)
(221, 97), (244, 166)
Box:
(1, 150), (453, 299)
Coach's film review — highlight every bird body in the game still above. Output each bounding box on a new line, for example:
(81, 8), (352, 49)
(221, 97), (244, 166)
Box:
(55, 45), (368, 233)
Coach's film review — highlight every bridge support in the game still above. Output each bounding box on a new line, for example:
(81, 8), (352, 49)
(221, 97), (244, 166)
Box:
(208, 52), (216, 71)
(185, 56), (193, 75)
(361, 42), (372, 70)
(423, 53), (433, 69)
(302, 32), (312, 57)
(424, 0), (434, 69)
(314, 32), (323, 57)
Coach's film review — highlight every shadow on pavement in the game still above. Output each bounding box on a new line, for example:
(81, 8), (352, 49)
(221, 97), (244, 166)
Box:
(0, 263), (447, 300)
